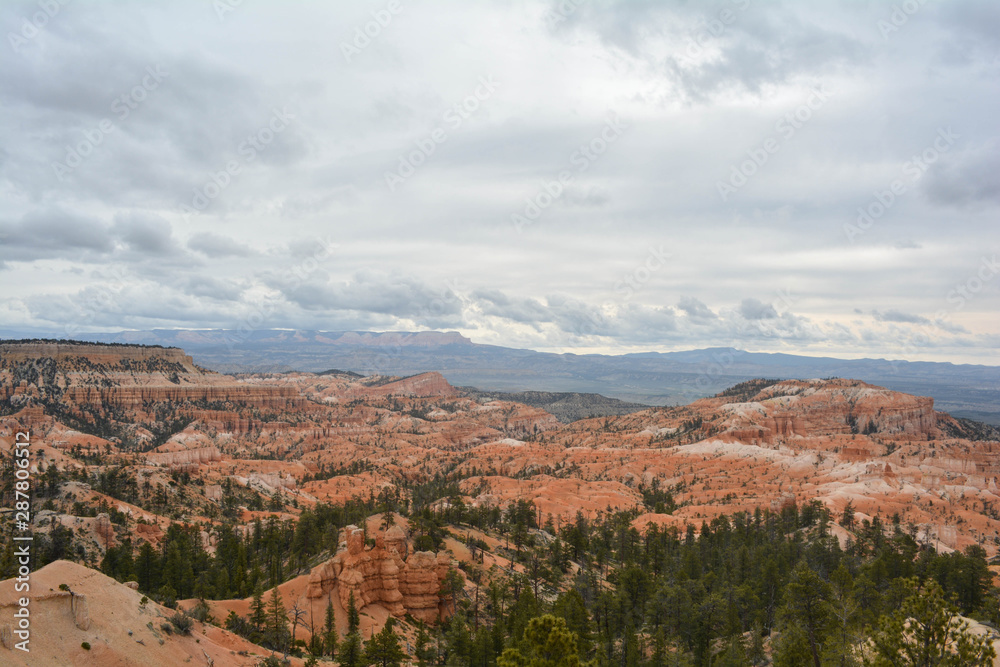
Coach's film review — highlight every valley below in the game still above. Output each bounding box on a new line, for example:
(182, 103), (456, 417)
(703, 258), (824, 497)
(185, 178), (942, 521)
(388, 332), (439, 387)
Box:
(2, 340), (1000, 666)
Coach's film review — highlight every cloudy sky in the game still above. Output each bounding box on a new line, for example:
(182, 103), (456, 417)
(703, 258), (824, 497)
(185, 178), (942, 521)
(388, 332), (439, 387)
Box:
(1, 0), (998, 363)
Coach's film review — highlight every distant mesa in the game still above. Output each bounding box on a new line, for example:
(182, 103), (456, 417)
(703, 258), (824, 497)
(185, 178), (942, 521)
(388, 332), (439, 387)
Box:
(0, 339), (308, 421)
(23, 327), (997, 424)
(0, 339), (194, 370)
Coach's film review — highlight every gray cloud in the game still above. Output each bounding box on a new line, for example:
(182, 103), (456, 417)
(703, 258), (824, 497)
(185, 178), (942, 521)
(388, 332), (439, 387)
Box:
(937, 0), (1000, 55)
(112, 213), (178, 255)
(740, 298), (778, 320)
(270, 271), (463, 320)
(181, 275), (245, 301)
(924, 139), (1000, 206)
(0, 0), (997, 364)
(0, 209), (114, 258)
(557, 1), (868, 100)
(188, 232), (254, 258)
(872, 310), (931, 325)
(474, 290), (551, 327)
(677, 297), (717, 322)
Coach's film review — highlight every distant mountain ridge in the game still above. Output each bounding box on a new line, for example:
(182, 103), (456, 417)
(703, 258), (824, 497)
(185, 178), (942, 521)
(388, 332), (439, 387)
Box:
(4, 328), (998, 424)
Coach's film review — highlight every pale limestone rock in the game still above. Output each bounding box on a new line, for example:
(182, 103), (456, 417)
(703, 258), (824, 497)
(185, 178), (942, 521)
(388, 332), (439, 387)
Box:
(72, 593), (91, 630)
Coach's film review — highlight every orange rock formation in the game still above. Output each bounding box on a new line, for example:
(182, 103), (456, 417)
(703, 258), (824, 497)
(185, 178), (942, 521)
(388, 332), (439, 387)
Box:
(305, 525), (454, 623)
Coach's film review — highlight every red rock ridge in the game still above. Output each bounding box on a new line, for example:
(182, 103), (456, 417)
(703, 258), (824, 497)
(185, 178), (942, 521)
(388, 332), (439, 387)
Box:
(346, 372), (456, 399)
(0, 341), (310, 413)
(0, 341), (201, 371)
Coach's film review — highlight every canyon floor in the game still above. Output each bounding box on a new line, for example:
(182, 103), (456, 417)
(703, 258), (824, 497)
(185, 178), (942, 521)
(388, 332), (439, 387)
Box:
(1, 341), (999, 665)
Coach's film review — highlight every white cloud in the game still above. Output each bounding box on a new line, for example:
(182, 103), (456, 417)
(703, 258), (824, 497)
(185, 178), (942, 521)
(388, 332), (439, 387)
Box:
(0, 0), (997, 363)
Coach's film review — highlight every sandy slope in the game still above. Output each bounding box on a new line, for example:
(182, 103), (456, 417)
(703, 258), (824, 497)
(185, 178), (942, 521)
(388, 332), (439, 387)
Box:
(0, 560), (300, 666)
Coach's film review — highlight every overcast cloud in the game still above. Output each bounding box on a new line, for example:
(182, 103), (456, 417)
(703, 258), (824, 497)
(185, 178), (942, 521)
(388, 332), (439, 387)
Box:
(0, 0), (997, 363)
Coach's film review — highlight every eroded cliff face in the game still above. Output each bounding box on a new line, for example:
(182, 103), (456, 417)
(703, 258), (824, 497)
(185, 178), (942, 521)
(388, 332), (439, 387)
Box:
(145, 446), (223, 467)
(58, 384), (304, 409)
(708, 379), (940, 443)
(305, 525), (454, 623)
(3, 342), (999, 573)
(344, 372), (456, 399)
(0, 341), (310, 418)
(0, 341), (200, 372)
(439, 378), (1000, 554)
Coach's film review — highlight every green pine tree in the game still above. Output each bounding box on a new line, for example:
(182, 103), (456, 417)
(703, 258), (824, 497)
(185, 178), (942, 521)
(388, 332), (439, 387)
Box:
(325, 598), (339, 658)
(250, 585), (267, 641)
(415, 625), (434, 667)
(338, 631), (364, 667)
(825, 562), (860, 667)
(865, 578), (996, 667)
(266, 588), (288, 652)
(498, 614), (584, 667)
(362, 617), (407, 667)
(713, 633), (749, 667)
(135, 541), (159, 593)
(347, 591), (360, 635)
(776, 561), (832, 667)
(552, 589), (593, 657)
